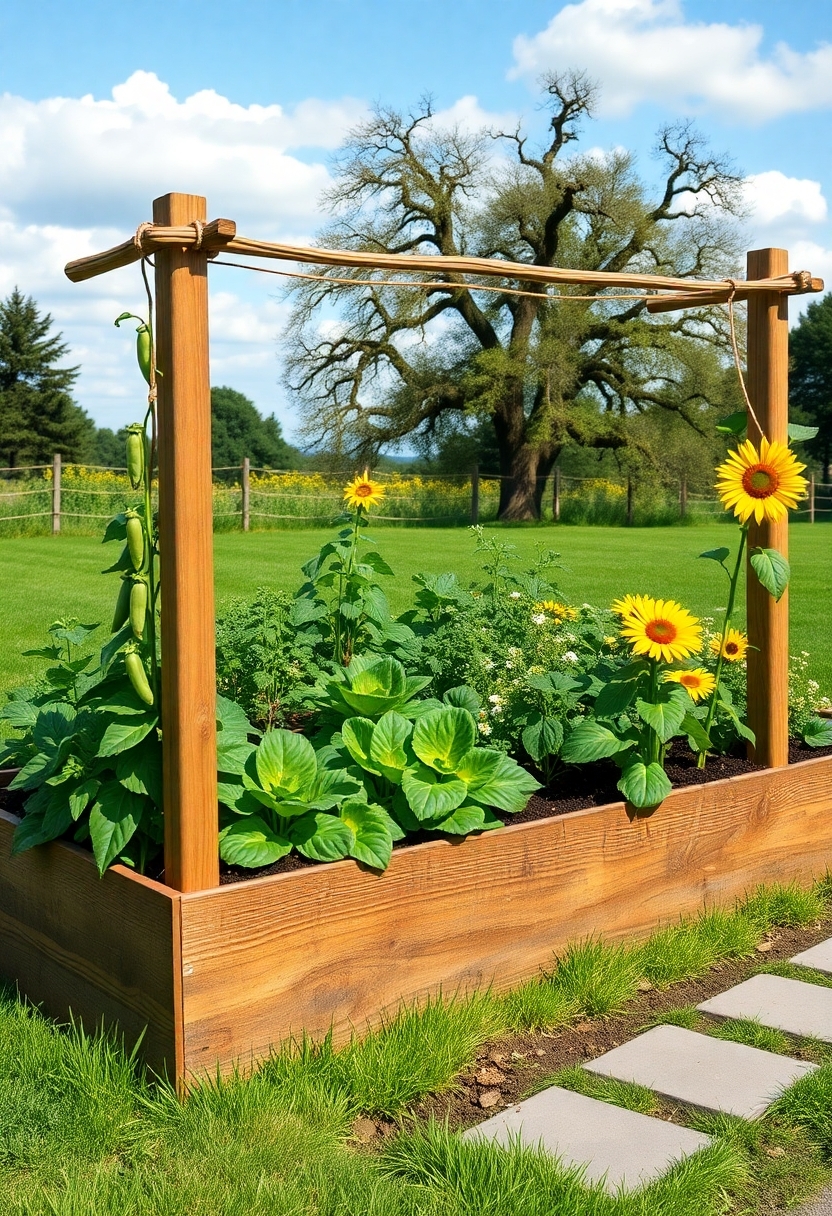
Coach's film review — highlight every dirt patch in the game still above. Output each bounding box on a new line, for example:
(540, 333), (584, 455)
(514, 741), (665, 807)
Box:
(413, 917), (832, 1134)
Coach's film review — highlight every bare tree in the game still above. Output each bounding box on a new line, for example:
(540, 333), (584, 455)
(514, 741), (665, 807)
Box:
(284, 74), (744, 519)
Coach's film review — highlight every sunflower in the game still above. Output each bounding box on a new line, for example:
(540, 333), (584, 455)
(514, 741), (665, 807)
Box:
(715, 437), (807, 525)
(343, 470), (385, 512)
(611, 594), (641, 620)
(709, 628), (748, 663)
(664, 667), (716, 703)
(619, 596), (702, 663)
(535, 600), (577, 620)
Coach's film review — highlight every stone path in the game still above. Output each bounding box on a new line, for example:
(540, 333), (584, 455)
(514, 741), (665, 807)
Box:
(468, 936), (832, 1196)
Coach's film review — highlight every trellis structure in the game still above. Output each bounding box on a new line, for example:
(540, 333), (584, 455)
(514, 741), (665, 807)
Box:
(1, 192), (830, 1089)
(62, 193), (823, 894)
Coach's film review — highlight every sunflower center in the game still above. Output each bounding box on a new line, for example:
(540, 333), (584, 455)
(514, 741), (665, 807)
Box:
(645, 618), (677, 644)
(354, 483), (373, 498)
(679, 673), (701, 689)
(742, 464), (779, 499)
(725, 641), (739, 655)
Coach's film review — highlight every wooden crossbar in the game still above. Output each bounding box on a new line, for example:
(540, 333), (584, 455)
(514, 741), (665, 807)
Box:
(64, 220), (824, 309)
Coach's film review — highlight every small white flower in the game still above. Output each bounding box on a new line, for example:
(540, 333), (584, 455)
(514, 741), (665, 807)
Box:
(478, 722), (492, 736)
(488, 694), (502, 705)
(482, 658), (495, 671)
(532, 613), (547, 625)
(509, 591), (522, 599)
(563, 632), (577, 643)
(505, 661), (513, 670)
(563, 651), (578, 662)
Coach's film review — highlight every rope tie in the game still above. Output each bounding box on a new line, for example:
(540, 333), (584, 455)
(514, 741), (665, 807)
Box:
(190, 220), (205, 251)
(133, 222), (153, 253)
(725, 279), (765, 440)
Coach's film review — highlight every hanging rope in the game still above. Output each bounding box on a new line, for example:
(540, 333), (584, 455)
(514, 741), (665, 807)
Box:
(725, 279), (764, 439)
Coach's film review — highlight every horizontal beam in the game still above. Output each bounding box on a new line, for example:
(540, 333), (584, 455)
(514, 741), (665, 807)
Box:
(64, 219), (824, 306)
(65, 219), (237, 282)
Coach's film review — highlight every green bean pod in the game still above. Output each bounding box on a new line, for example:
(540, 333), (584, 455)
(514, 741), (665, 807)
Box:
(112, 575), (132, 632)
(136, 325), (152, 384)
(129, 578), (148, 640)
(125, 512), (145, 571)
(125, 649), (154, 706)
(126, 428), (146, 490)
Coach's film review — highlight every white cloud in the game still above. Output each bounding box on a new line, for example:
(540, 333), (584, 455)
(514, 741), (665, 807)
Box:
(0, 72), (370, 434)
(511, 0), (832, 124)
(745, 171), (827, 229)
(427, 94), (518, 134)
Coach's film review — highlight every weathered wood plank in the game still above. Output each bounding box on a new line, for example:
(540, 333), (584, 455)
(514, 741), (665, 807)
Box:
(0, 811), (180, 1076)
(178, 755), (832, 1076)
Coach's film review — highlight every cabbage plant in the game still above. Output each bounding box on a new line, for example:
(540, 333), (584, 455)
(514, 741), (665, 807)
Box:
(319, 654), (434, 722)
(340, 705), (539, 838)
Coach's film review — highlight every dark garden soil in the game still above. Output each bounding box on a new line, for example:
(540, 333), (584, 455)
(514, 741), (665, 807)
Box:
(3, 741), (832, 887)
(410, 913), (832, 1137)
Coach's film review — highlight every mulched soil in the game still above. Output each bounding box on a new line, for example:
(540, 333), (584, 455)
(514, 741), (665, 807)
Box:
(411, 914), (832, 1136)
(4, 742), (832, 886)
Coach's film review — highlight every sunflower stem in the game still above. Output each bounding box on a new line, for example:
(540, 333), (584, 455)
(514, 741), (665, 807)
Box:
(698, 525), (748, 769)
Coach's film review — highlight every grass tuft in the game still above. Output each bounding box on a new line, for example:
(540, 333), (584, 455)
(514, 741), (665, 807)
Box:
(708, 1017), (791, 1056)
(740, 882), (826, 931)
(549, 1066), (658, 1115)
(641, 1006), (701, 1031)
(499, 979), (580, 1032)
(547, 940), (642, 1019)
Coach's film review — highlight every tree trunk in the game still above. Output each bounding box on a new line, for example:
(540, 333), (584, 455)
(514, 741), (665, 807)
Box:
(498, 444), (544, 520)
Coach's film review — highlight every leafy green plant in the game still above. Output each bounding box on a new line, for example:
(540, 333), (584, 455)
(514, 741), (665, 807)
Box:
(292, 477), (415, 666)
(318, 654), (434, 723)
(216, 719), (399, 869)
(339, 703), (539, 841)
(215, 587), (321, 729)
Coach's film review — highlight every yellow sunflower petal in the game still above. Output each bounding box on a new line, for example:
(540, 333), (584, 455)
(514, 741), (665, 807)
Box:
(709, 628), (748, 663)
(619, 596), (702, 663)
(664, 667), (716, 703)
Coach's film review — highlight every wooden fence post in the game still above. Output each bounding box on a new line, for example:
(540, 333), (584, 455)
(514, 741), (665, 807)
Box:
(809, 473), (815, 524)
(242, 457), (250, 532)
(745, 247), (790, 769)
(626, 477), (633, 526)
(153, 193), (219, 892)
(679, 475), (687, 520)
(553, 467), (561, 522)
(471, 464), (479, 524)
(51, 453), (61, 534)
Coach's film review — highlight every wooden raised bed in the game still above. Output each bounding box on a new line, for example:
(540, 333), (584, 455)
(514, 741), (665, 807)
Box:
(4, 753), (832, 1083)
(1, 198), (826, 1090)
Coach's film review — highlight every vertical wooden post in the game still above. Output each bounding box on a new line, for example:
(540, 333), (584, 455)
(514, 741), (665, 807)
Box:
(153, 193), (219, 892)
(626, 477), (633, 526)
(51, 453), (61, 534)
(470, 464), (479, 524)
(242, 457), (250, 532)
(809, 474), (815, 524)
(554, 467), (561, 522)
(745, 248), (790, 769)
(679, 475), (687, 520)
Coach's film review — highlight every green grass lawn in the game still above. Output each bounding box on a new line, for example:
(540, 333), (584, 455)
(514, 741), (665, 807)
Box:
(1, 523), (830, 699)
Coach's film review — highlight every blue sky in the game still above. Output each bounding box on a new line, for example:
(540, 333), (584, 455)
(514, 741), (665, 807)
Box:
(1, 0), (831, 437)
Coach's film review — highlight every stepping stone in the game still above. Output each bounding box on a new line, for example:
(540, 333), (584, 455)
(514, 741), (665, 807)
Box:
(462, 1083), (711, 1195)
(698, 972), (832, 1042)
(584, 1024), (815, 1119)
(791, 938), (832, 976)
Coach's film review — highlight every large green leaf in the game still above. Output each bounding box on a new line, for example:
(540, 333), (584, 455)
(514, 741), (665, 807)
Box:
(635, 685), (691, 743)
(617, 761), (672, 809)
(116, 739), (162, 805)
(0, 700), (37, 729)
(804, 717), (832, 748)
(217, 775), (264, 815)
(41, 790), (75, 841)
(308, 763), (363, 809)
(216, 694), (257, 741)
(788, 423), (819, 442)
(9, 750), (61, 791)
(522, 712), (563, 762)
(750, 548), (790, 601)
(411, 707), (476, 773)
(339, 800), (393, 869)
(341, 717), (382, 775)
(681, 712), (712, 754)
(442, 685), (481, 714)
(427, 802), (488, 835)
(255, 728), (317, 797)
(455, 747), (503, 790)
(715, 409), (747, 436)
(699, 547), (730, 565)
(219, 817), (291, 868)
(288, 811), (354, 862)
(370, 711), (413, 780)
(527, 672), (581, 695)
(69, 777), (100, 821)
(33, 704), (77, 753)
(593, 675), (642, 719)
(401, 763), (468, 821)
(88, 782), (145, 872)
(561, 720), (627, 764)
(10, 812), (52, 855)
(97, 714), (158, 759)
(217, 736), (256, 775)
(462, 751), (540, 813)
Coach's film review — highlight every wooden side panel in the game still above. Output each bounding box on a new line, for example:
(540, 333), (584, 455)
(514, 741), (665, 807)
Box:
(0, 812), (180, 1076)
(179, 756), (832, 1076)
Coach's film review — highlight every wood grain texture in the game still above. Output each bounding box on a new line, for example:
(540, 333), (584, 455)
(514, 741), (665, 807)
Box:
(153, 193), (219, 893)
(64, 218), (237, 282)
(0, 811), (180, 1076)
(178, 754), (832, 1078)
(746, 248), (790, 767)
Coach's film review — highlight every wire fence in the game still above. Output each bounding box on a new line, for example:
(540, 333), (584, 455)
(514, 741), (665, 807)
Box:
(1, 456), (830, 536)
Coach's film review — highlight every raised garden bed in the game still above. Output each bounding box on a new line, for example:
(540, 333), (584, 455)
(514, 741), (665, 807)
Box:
(3, 752), (832, 1086)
